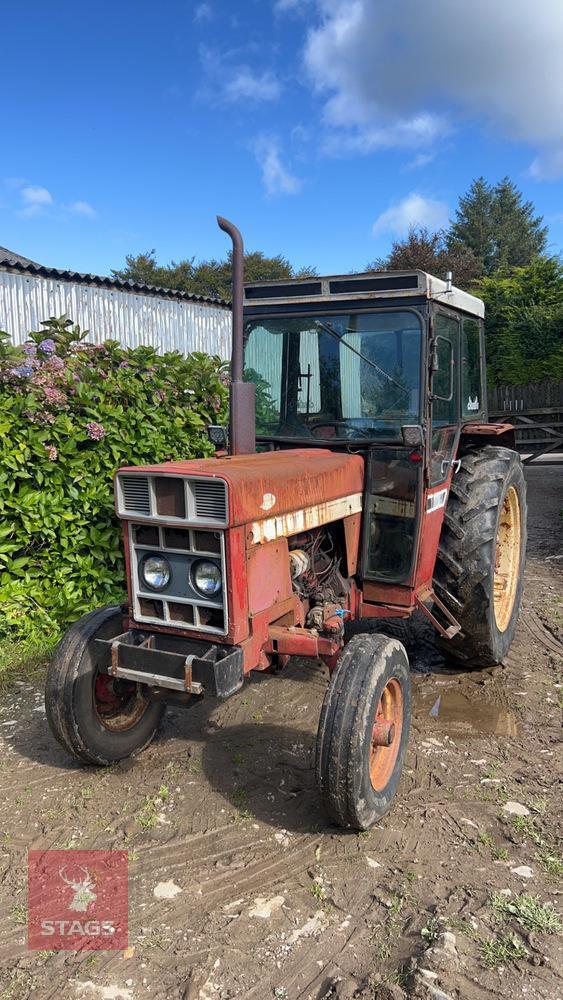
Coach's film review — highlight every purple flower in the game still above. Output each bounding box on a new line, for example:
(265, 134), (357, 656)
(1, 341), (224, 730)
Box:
(86, 421), (106, 441)
(23, 342), (37, 356)
(46, 355), (64, 371)
(44, 444), (58, 461)
(38, 338), (56, 354)
(12, 365), (34, 378)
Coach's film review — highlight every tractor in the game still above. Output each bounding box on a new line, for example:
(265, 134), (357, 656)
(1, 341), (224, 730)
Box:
(45, 218), (527, 830)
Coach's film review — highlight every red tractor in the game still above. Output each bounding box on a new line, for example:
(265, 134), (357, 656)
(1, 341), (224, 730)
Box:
(46, 218), (527, 830)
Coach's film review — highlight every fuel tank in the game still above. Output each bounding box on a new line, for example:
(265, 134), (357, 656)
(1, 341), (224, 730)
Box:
(122, 448), (365, 527)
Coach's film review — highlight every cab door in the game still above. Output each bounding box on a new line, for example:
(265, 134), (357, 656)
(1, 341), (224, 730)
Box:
(429, 311), (460, 487)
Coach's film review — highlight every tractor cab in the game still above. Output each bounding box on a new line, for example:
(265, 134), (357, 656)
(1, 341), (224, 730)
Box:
(242, 271), (487, 593)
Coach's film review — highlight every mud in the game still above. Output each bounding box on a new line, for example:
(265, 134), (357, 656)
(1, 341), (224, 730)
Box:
(0, 465), (561, 1000)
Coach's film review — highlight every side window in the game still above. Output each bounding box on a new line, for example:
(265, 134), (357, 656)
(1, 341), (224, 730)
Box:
(462, 318), (485, 418)
(431, 314), (459, 484)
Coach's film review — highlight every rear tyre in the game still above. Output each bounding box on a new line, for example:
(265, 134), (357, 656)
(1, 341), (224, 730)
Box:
(45, 606), (164, 766)
(315, 633), (411, 830)
(433, 445), (527, 668)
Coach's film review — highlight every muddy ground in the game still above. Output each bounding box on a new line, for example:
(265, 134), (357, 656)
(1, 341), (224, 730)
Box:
(0, 465), (561, 1000)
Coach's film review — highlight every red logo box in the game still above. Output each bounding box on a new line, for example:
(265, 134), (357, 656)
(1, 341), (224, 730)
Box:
(28, 850), (128, 951)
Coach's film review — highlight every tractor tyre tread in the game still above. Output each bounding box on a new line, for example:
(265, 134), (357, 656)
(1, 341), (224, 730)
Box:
(316, 633), (410, 829)
(45, 606), (164, 766)
(433, 445), (527, 669)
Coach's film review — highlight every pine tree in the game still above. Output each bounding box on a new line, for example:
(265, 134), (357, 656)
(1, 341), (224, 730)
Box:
(450, 177), (547, 274)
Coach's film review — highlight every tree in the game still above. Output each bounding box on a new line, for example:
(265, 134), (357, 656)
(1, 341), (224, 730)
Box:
(112, 250), (317, 302)
(367, 226), (481, 289)
(450, 177), (548, 274)
(477, 256), (563, 386)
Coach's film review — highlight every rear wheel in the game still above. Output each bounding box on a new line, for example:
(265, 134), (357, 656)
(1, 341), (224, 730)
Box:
(316, 633), (411, 830)
(45, 606), (164, 765)
(433, 445), (527, 668)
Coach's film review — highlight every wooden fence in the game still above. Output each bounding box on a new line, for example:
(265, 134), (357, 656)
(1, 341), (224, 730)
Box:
(488, 380), (563, 462)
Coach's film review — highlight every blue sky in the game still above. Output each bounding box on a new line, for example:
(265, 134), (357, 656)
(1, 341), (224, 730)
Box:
(2, 0), (563, 278)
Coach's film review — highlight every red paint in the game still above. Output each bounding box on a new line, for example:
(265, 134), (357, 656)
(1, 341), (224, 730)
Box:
(415, 476), (452, 587)
(118, 448), (364, 528)
(462, 421), (513, 436)
(342, 512), (362, 575)
(247, 538), (293, 614)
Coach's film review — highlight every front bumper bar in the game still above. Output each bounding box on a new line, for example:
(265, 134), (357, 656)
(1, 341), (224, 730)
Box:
(95, 630), (244, 699)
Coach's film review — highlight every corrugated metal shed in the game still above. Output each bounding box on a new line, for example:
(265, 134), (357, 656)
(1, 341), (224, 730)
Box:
(0, 258), (232, 359)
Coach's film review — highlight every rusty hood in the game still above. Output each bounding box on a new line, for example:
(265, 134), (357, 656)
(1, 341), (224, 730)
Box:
(121, 449), (364, 527)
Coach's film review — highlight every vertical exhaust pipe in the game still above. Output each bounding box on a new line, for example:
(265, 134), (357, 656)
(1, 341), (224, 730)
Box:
(217, 216), (255, 455)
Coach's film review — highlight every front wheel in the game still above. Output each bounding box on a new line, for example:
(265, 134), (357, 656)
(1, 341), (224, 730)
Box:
(45, 606), (164, 766)
(315, 633), (411, 830)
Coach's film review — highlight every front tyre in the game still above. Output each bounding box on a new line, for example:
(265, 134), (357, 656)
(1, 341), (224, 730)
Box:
(45, 606), (164, 766)
(315, 633), (411, 830)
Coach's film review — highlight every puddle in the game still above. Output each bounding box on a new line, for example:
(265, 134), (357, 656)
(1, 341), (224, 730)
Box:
(416, 688), (519, 737)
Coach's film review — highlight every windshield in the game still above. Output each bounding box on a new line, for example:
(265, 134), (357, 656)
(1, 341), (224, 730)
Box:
(243, 310), (422, 441)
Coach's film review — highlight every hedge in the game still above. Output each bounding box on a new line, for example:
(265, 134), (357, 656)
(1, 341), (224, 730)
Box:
(0, 317), (228, 644)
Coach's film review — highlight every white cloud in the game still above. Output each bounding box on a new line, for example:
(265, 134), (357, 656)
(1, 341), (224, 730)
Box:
(274, 0), (312, 13)
(193, 2), (212, 22)
(323, 113), (447, 156)
(224, 67), (281, 103)
(253, 135), (302, 196)
(304, 0), (563, 163)
(199, 46), (282, 104)
(373, 193), (449, 236)
(528, 148), (563, 181)
(68, 200), (97, 218)
(20, 185), (53, 218)
(403, 152), (435, 172)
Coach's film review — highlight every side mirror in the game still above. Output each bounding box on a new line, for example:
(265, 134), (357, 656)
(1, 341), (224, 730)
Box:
(207, 425), (228, 451)
(401, 425), (424, 448)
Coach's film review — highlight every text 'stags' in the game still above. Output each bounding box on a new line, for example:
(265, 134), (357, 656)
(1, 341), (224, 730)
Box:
(28, 850), (128, 950)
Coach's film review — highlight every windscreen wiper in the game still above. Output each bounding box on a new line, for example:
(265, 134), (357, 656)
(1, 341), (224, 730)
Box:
(314, 319), (409, 397)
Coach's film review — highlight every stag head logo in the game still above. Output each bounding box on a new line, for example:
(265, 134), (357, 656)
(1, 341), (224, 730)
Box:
(58, 865), (97, 912)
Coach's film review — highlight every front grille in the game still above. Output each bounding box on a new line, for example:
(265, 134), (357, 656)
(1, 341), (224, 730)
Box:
(193, 480), (227, 522)
(116, 474), (228, 527)
(121, 476), (151, 516)
(129, 522), (228, 635)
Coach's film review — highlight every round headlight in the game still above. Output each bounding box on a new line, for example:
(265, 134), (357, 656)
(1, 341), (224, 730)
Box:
(141, 555), (171, 591)
(192, 560), (222, 597)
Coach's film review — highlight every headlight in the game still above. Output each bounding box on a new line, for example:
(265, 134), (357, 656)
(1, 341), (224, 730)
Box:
(141, 555), (171, 591)
(192, 559), (222, 597)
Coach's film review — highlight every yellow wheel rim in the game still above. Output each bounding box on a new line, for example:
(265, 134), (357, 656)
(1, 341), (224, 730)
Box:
(493, 485), (521, 633)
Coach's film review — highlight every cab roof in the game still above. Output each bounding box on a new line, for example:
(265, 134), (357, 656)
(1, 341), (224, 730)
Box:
(244, 269), (484, 319)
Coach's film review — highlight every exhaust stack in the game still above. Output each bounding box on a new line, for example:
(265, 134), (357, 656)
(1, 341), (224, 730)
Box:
(217, 216), (255, 456)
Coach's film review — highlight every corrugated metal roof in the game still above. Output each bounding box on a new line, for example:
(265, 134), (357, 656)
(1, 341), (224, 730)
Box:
(0, 256), (230, 308)
(0, 246), (41, 267)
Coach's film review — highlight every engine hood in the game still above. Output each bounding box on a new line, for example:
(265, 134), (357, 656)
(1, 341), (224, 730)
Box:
(121, 448), (364, 528)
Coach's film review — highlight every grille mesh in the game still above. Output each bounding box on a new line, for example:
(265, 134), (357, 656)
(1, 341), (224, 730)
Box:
(121, 476), (151, 515)
(193, 480), (227, 522)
